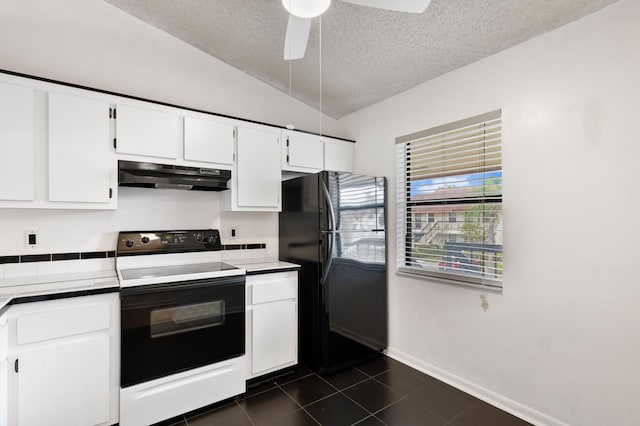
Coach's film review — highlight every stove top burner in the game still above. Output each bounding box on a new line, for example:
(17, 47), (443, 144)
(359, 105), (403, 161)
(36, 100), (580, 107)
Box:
(115, 230), (245, 288)
(120, 262), (238, 281)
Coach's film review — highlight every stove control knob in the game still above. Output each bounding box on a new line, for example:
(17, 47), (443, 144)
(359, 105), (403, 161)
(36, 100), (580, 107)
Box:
(141, 236), (150, 244)
(204, 235), (217, 245)
(194, 233), (203, 242)
(124, 239), (135, 248)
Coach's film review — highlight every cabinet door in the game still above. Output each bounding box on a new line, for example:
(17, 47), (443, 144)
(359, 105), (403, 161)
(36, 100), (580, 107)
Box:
(324, 139), (354, 173)
(48, 92), (114, 203)
(0, 361), (6, 426)
(282, 131), (324, 172)
(16, 335), (110, 426)
(237, 127), (281, 209)
(0, 82), (35, 201)
(0, 311), (6, 426)
(184, 116), (234, 166)
(116, 103), (179, 159)
(251, 301), (297, 375)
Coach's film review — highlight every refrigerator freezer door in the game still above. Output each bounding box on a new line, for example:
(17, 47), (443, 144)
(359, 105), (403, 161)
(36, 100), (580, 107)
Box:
(279, 174), (321, 263)
(323, 172), (386, 233)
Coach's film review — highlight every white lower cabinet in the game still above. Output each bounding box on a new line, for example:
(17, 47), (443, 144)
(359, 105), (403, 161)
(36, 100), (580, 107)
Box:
(17, 335), (110, 426)
(246, 271), (298, 378)
(0, 311), (8, 426)
(0, 361), (6, 426)
(6, 293), (119, 426)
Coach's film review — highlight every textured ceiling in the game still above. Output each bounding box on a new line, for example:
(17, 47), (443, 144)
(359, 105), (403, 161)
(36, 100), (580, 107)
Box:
(103, 0), (619, 119)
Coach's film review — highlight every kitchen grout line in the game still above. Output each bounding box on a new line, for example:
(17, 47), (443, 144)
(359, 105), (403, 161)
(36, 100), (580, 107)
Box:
(274, 381), (323, 425)
(442, 399), (483, 426)
(334, 375), (374, 392)
(351, 414), (388, 426)
(233, 399), (257, 426)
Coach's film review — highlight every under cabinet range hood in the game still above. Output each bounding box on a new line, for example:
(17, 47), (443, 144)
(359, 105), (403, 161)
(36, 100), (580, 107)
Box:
(118, 160), (231, 191)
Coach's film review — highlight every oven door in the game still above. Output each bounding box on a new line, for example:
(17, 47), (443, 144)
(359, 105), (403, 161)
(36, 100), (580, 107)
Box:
(120, 275), (245, 388)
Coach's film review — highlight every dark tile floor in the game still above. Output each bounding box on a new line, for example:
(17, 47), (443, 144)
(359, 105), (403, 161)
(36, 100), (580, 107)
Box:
(160, 355), (531, 426)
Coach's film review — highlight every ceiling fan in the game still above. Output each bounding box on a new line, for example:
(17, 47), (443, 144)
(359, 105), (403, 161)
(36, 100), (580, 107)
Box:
(283, 0), (432, 60)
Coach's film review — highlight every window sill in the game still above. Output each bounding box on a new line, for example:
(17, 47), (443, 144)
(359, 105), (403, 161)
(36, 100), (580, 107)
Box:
(396, 267), (502, 293)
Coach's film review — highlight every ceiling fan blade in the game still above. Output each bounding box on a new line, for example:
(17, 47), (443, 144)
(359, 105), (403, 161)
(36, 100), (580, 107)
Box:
(284, 14), (311, 60)
(340, 0), (431, 14)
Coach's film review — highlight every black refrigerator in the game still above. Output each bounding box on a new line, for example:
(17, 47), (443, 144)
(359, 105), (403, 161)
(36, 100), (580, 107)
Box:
(279, 171), (387, 375)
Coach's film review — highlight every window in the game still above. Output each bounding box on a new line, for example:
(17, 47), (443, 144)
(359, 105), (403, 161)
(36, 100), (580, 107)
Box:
(395, 110), (502, 289)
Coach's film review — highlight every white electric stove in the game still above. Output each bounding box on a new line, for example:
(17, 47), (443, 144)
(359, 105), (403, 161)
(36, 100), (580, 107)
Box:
(116, 229), (246, 426)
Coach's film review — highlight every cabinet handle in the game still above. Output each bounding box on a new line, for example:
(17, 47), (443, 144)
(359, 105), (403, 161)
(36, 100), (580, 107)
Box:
(109, 188), (113, 199)
(14, 359), (18, 373)
(113, 138), (117, 149)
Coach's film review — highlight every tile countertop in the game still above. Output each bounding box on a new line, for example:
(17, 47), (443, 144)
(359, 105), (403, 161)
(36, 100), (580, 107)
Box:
(0, 269), (119, 312)
(0, 260), (300, 312)
(225, 259), (300, 274)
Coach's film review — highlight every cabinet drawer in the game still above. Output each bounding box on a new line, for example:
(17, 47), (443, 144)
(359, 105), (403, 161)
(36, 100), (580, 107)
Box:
(16, 302), (110, 345)
(249, 272), (297, 305)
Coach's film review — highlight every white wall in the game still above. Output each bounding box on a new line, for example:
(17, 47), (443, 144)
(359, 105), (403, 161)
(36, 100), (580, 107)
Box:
(0, 188), (278, 257)
(339, 0), (640, 425)
(0, 0), (338, 258)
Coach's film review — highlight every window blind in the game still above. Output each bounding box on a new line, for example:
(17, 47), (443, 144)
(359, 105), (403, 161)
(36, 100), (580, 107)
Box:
(395, 110), (503, 289)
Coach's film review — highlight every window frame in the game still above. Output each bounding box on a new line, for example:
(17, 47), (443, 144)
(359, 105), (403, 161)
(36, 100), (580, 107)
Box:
(395, 110), (503, 290)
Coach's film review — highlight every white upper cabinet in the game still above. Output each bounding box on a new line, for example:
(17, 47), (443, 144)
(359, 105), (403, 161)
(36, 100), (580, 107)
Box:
(48, 92), (114, 204)
(282, 130), (324, 173)
(222, 125), (281, 211)
(0, 74), (116, 210)
(0, 82), (35, 201)
(184, 115), (235, 166)
(324, 137), (354, 173)
(115, 103), (179, 159)
(281, 131), (355, 174)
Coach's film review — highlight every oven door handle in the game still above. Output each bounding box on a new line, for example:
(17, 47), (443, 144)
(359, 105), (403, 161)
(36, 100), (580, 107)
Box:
(120, 275), (245, 297)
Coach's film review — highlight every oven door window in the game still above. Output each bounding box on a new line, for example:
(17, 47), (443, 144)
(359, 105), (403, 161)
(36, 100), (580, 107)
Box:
(150, 300), (225, 338)
(120, 276), (245, 388)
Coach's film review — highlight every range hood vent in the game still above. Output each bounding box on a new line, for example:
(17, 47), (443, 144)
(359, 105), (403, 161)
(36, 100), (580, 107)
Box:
(118, 161), (231, 191)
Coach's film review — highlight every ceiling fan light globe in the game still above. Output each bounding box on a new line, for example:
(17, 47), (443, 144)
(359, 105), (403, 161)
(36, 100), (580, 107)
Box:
(282, 0), (331, 18)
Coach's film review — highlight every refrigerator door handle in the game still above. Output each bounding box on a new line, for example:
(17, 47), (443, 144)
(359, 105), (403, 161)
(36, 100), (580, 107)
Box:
(320, 180), (336, 284)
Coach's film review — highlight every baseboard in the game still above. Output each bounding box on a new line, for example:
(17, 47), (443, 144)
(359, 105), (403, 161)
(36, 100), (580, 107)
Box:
(385, 347), (568, 426)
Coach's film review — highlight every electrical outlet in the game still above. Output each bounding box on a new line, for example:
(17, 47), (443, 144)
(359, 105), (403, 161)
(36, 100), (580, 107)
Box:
(230, 226), (238, 240)
(25, 230), (38, 248)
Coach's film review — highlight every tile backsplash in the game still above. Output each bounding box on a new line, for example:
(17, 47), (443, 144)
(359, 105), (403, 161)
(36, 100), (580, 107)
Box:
(0, 244), (267, 284)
